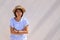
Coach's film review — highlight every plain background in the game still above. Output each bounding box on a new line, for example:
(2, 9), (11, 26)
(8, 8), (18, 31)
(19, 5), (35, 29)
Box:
(0, 0), (60, 40)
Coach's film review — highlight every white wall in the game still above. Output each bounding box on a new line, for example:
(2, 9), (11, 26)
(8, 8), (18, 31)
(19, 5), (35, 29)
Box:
(0, 0), (60, 40)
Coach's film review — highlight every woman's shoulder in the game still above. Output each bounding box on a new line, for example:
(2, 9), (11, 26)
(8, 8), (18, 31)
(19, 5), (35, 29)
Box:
(10, 17), (14, 21)
(22, 17), (29, 26)
(22, 17), (28, 21)
(22, 17), (29, 23)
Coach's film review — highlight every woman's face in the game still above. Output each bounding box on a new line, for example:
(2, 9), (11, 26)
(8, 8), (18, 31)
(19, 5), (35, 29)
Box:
(16, 10), (22, 17)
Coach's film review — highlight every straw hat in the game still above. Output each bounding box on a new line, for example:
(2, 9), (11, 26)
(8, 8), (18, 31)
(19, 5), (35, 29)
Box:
(13, 5), (26, 13)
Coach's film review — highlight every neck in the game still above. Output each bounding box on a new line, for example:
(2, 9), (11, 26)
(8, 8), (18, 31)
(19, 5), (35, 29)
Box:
(15, 17), (21, 22)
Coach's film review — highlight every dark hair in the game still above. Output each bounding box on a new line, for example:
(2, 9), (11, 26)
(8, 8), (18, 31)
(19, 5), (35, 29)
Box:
(14, 9), (23, 17)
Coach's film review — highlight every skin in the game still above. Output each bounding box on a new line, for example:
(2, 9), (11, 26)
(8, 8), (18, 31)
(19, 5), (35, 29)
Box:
(10, 10), (28, 35)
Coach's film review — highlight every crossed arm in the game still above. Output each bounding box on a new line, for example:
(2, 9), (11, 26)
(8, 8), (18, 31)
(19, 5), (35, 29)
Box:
(10, 25), (28, 35)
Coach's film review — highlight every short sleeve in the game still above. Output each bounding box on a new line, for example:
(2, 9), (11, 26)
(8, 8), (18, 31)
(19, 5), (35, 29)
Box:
(10, 18), (14, 28)
(24, 18), (29, 26)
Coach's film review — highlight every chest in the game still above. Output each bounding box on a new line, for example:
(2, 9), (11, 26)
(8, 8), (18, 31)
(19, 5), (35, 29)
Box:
(13, 21), (25, 30)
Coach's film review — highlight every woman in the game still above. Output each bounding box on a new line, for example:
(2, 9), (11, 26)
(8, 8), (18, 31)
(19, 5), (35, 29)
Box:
(10, 5), (29, 40)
